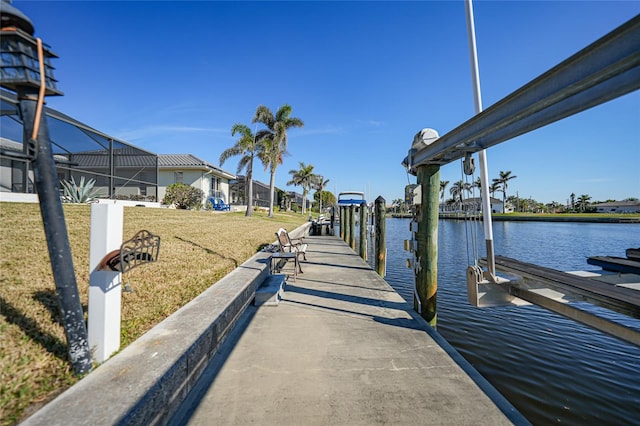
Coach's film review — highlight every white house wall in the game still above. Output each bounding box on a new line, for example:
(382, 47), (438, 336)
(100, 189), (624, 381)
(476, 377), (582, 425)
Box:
(158, 170), (204, 203)
(158, 169), (231, 206)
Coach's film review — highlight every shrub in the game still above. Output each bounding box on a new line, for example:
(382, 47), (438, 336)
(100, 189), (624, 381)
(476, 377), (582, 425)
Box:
(60, 176), (103, 203)
(162, 183), (204, 209)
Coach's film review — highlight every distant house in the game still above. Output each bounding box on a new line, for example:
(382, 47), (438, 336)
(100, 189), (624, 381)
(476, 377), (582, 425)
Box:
(229, 175), (272, 208)
(283, 191), (305, 211)
(441, 197), (505, 213)
(158, 154), (235, 206)
(227, 176), (303, 211)
(592, 201), (640, 214)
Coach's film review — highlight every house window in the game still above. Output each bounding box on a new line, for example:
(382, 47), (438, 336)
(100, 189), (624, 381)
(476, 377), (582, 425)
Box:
(174, 172), (183, 184)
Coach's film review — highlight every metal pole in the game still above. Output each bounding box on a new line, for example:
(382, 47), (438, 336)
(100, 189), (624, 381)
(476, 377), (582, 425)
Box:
(465, 0), (495, 276)
(359, 201), (367, 260)
(20, 96), (92, 374)
(109, 138), (115, 198)
(374, 196), (386, 277)
(415, 165), (440, 326)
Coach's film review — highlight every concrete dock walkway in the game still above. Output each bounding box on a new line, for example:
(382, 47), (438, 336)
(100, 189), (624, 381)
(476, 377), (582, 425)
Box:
(172, 234), (525, 425)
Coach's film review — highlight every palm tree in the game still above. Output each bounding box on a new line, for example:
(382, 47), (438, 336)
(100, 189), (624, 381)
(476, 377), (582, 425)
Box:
(489, 181), (501, 200)
(474, 177), (482, 195)
(219, 123), (259, 217)
(439, 180), (449, 204)
(450, 180), (465, 210)
(392, 198), (403, 213)
(570, 193), (576, 211)
(287, 162), (315, 214)
(313, 175), (330, 215)
(577, 194), (592, 212)
(257, 137), (286, 217)
(253, 104), (304, 218)
(496, 170), (517, 213)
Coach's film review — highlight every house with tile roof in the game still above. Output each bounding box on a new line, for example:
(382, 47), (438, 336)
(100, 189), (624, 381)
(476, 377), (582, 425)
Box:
(592, 200), (640, 214)
(158, 154), (235, 207)
(440, 196), (507, 214)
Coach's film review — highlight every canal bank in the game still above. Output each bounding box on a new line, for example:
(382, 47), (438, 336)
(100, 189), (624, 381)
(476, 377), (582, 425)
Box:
(433, 213), (640, 223)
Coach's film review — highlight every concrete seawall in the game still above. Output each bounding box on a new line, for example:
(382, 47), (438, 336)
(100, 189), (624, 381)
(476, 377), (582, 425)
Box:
(22, 224), (311, 425)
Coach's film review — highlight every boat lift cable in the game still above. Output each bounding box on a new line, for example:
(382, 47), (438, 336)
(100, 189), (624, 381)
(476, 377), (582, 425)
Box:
(461, 154), (480, 268)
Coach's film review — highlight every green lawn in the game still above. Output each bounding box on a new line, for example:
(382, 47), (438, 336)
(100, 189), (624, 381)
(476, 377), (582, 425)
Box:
(0, 203), (307, 425)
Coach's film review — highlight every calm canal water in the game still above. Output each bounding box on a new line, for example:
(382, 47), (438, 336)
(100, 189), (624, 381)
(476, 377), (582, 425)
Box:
(353, 218), (640, 425)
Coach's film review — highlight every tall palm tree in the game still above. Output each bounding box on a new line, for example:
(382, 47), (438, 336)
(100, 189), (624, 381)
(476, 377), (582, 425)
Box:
(474, 177), (482, 195)
(450, 180), (465, 210)
(577, 194), (592, 212)
(287, 162), (315, 214)
(256, 137), (285, 217)
(253, 104), (304, 218)
(392, 198), (403, 213)
(496, 170), (517, 213)
(439, 180), (449, 204)
(219, 123), (258, 217)
(313, 175), (330, 215)
(570, 192), (576, 211)
(489, 181), (501, 199)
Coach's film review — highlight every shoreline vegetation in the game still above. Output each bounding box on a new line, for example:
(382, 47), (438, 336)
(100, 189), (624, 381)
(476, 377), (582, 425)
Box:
(0, 202), (307, 425)
(389, 212), (640, 223)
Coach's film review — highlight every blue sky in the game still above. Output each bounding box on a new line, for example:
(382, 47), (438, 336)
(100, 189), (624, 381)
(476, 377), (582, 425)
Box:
(16, 0), (640, 205)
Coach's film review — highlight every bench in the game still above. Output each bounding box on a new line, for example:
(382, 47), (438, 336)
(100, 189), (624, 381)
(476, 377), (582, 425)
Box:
(275, 227), (307, 262)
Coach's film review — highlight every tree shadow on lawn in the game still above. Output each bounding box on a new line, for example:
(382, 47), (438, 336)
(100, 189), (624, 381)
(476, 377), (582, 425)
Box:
(0, 290), (73, 361)
(174, 236), (239, 267)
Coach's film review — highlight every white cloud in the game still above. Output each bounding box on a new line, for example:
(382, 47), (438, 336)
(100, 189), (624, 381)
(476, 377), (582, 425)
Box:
(575, 178), (614, 184)
(117, 125), (228, 142)
(356, 119), (384, 127)
(296, 126), (345, 137)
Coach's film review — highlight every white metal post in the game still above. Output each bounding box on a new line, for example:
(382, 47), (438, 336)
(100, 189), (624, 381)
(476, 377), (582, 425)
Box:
(88, 203), (123, 362)
(465, 0), (496, 276)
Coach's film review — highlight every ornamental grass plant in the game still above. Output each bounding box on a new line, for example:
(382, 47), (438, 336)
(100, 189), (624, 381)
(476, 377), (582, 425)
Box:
(0, 203), (306, 425)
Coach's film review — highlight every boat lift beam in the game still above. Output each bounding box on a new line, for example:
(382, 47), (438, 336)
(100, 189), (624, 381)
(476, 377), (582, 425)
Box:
(478, 256), (640, 347)
(403, 14), (640, 172)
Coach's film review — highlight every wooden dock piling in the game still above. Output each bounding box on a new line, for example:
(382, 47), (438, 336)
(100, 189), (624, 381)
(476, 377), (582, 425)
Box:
(415, 165), (440, 326)
(359, 201), (367, 260)
(349, 205), (356, 250)
(374, 196), (386, 277)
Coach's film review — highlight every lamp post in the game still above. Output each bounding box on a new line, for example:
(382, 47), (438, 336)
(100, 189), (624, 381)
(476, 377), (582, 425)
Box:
(1, 0), (92, 374)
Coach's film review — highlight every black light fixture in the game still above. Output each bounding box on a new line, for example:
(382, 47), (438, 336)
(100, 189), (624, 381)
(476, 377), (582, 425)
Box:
(0, 0), (62, 96)
(1, 0), (92, 374)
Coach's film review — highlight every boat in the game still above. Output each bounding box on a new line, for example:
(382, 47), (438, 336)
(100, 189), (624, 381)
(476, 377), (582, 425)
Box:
(337, 191), (366, 207)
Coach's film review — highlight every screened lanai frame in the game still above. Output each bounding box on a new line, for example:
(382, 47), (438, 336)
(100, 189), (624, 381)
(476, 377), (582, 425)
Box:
(0, 89), (158, 200)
